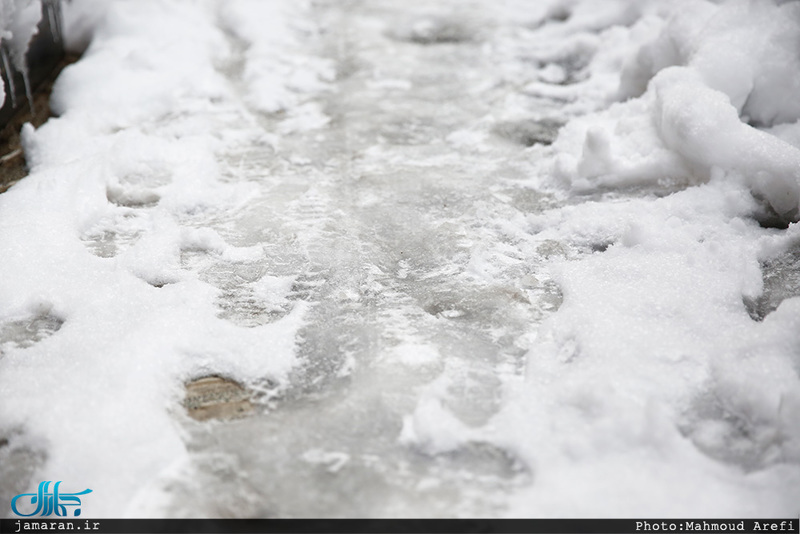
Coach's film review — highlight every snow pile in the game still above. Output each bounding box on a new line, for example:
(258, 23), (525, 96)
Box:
(491, 185), (800, 515)
(554, 0), (800, 222)
(0, 0), (42, 108)
(482, 0), (800, 517)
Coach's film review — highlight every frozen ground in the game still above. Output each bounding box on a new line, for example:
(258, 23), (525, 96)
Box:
(1, 0), (800, 518)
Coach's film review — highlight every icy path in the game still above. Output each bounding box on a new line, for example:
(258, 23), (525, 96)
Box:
(2, 0), (800, 519)
(161, 0), (562, 517)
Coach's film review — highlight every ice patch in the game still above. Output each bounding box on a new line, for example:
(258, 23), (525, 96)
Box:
(390, 16), (477, 45)
(0, 307), (63, 352)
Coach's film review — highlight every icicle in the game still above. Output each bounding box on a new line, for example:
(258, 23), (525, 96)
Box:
(45, 0), (63, 46)
(21, 63), (33, 116)
(0, 49), (5, 108)
(0, 44), (17, 110)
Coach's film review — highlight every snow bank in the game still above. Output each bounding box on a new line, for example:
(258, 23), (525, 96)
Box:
(493, 183), (800, 515)
(555, 0), (800, 222)
(484, 0), (800, 517)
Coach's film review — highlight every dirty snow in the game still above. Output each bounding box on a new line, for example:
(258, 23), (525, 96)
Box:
(1, 0), (799, 518)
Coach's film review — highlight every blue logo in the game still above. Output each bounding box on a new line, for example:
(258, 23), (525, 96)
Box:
(11, 481), (92, 517)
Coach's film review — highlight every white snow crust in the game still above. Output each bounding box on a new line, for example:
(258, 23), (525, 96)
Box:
(1, 0), (799, 519)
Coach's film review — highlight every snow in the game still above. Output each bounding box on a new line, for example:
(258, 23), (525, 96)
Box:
(495, 183), (800, 515)
(1, 0), (799, 519)
(61, 0), (107, 54)
(557, 0), (800, 220)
